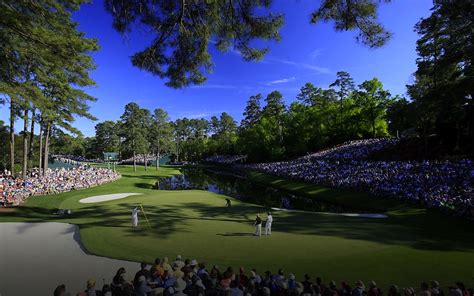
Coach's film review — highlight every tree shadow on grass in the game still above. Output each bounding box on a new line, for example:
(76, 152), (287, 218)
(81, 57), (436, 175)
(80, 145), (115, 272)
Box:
(174, 201), (474, 252)
(1, 203), (187, 240)
(134, 182), (155, 190)
(216, 232), (255, 237)
(121, 174), (167, 180)
(3, 199), (474, 253)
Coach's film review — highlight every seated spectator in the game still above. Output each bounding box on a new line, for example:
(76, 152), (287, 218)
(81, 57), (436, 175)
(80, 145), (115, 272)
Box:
(135, 275), (153, 296)
(389, 285), (401, 296)
(326, 281), (339, 296)
(54, 284), (67, 296)
(420, 282), (432, 296)
(111, 267), (127, 294)
(404, 288), (415, 296)
(85, 278), (99, 296)
(134, 262), (151, 287)
(368, 281), (382, 296)
(55, 255), (474, 296)
(302, 274), (315, 296)
(430, 281), (444, 296)
(162, 257), (172, 272)
(352, 281), (365, 296)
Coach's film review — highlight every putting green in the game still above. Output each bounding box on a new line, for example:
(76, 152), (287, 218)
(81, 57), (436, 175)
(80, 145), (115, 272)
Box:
(1, 165), (473, 289)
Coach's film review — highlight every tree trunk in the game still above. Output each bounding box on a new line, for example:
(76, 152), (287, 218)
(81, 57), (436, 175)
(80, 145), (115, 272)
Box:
(28, 108), (36, 169)
(39, 125), (43, 175)
(156, 151), (160, 170)
(133, 150), (137, 172)
(423, 119), (428, 153)
(22, 108), (29, 179)
(454, 120), (461, 152)
(43, 122), (51, 176)
(9, 99), (15, 175)
(340, 97), (344, 138)
(176, 142), (180, 163)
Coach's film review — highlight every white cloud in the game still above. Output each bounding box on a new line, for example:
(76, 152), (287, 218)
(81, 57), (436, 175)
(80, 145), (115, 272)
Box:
(170, 109), (229, 120)
(188, 113), (209, 119)
(268, 58), (331, 74)
(266, 76), (296, 86)
(309, 49), (323, 60)
(190, 84), (238, 89)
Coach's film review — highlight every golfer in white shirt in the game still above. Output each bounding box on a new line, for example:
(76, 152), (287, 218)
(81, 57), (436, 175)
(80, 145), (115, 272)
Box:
(131, 207), (140, 228)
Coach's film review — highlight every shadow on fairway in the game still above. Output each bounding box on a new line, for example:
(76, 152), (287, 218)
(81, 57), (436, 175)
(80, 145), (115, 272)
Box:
(179, 202), (474, 252)
(3, 197), (474, 253)
(134, 182), (155, 189)
(216, 232), (255, 237)
(121, 174), (163, 180)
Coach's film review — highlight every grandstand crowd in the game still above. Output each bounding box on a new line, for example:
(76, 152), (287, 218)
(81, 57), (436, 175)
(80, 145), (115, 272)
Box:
(204, 155), (247, 165)
(0, 166), (121, 206)
(54, 256), (474, 296)
(206, 139), (474, 218)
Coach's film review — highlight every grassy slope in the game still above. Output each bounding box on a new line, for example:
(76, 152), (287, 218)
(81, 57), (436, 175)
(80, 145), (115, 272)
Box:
(246, 171), (406, 212)
(1, 165), (473, 289)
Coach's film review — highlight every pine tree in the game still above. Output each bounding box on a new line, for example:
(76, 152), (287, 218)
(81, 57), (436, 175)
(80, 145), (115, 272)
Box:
(150, 109), (173, 170)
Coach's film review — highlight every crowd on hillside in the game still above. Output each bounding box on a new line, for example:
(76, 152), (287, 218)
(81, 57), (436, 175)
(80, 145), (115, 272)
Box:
(54, 256), (474, 296)
(302, 138), (399, 161)
(244, 139), (474, 217)
(0, 166), (121, 206)
(204, 140), (397, 166)
(204, 155), (247, 164)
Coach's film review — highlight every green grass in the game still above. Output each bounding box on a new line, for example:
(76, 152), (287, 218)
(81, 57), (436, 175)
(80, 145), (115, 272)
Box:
(1, 165), (473, 289)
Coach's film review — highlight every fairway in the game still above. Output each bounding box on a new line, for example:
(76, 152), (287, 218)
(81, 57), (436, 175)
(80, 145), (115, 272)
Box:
(1, 165), (473, 289)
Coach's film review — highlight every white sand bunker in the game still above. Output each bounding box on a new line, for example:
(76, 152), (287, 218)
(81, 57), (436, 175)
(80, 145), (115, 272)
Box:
(0, 222), (139, 296)
(79, 193), (141, 204)
(271, 207), (388, 219)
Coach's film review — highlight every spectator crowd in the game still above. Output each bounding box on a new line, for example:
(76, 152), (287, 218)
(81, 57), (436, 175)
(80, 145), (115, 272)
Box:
(0, 166), (121, 206)
(244, 139), (474, 217)
(54, 255), (474, 296)
(204, 155), (248, 165)
(301, 138), (399, 161)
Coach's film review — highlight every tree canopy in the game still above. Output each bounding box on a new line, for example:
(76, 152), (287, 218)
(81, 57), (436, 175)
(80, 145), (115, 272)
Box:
(104, 0), (392, 88)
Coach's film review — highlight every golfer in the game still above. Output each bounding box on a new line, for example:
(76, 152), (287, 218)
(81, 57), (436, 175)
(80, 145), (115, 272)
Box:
(225, 198), (232, 208)
(254, 214), (262, 237)
(131, 207), (140, 228)
(265, 212), (273, 235)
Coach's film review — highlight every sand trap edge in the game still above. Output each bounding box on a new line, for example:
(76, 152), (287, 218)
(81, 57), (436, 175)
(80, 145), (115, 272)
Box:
(270, 207), (388, 219)
(79, 193), (142, 204)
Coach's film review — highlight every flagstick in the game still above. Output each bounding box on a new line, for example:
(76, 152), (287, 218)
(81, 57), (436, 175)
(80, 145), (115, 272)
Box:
(140, 204), (152, 229)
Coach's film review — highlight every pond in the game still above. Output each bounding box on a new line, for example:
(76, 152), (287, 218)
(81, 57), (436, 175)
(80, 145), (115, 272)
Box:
(48, 160), (77, 169)
(157, 167), (364, 214)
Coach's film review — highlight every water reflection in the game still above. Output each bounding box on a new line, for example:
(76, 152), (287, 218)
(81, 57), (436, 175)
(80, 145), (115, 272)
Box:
(157, 167), (363, 213)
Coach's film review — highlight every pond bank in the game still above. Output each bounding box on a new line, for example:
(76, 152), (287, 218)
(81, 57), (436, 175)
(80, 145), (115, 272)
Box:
(159, 166), (391, 215)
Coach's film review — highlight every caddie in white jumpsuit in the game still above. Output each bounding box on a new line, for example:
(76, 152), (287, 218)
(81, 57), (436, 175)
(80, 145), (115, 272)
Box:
(131, 207), (140, 228)
(265, 212), (273, 235)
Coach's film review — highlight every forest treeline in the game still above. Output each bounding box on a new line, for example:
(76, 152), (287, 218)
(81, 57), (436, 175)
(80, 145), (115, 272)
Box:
(1, 1), (472, 173)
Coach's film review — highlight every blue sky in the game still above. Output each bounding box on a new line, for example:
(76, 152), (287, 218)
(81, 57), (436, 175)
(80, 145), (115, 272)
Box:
(1, 0), (434, 137)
